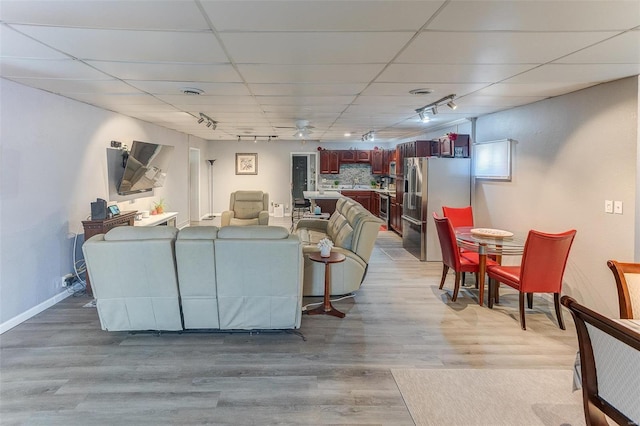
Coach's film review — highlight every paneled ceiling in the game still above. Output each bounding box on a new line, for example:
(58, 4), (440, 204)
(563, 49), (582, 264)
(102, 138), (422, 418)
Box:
(1, 0), (639, 143)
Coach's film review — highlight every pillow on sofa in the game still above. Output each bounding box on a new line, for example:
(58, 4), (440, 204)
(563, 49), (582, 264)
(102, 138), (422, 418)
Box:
(104, 226), (178, 241)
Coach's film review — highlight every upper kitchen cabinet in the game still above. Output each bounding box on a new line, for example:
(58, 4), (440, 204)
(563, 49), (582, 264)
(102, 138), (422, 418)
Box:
(319, 150), (339, 174)
(340, 150), (370, 164)
(371, 149), (384, 175)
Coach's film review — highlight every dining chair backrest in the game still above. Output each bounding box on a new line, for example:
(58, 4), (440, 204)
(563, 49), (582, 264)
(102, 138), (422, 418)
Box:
(607, 260), (640, 319)
(442, 206), (474, 228)
(433, 213), (460, 270)
(519, 229), (577, 294)
(561, 296), (640, 425)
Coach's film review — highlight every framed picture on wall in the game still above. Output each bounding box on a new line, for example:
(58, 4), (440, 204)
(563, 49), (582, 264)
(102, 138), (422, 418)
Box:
(235, 153), (258, 175)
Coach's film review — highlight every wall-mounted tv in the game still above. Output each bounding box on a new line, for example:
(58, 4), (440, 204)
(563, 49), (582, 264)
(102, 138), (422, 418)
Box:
(117, 141), (175, 195)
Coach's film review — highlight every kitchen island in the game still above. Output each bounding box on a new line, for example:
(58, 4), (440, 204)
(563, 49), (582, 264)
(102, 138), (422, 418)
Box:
(303, 190), (344, 215)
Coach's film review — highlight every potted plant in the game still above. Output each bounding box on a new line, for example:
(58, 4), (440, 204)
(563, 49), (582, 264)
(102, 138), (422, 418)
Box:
(370, 179), (378, 188)
(333, 180), (340, 188)
(154, 198), (165, 215)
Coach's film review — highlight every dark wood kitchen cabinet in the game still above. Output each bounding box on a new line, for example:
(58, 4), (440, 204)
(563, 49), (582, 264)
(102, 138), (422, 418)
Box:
(319, 150), (339, 174)
(371, 149), (384, 175)
(340, 150), (371, 164)
(341, 190), (372, 213)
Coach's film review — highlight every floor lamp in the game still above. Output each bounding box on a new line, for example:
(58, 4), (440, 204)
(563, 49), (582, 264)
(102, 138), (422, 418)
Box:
(204, 159), (216, 220)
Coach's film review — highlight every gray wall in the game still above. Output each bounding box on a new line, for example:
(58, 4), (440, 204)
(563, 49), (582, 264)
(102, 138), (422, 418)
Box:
(0, 78), (208, 328)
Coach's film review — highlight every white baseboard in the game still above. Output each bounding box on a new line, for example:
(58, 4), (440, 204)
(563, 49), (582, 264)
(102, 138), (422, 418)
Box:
(0, 290), (71, 334)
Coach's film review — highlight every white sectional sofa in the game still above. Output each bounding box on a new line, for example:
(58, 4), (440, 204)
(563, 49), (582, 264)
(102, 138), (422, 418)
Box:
(83, 225), (303, 331)
(295, 197), (382, 296)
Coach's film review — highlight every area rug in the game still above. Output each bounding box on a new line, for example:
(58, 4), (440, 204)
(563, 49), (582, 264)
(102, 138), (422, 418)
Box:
(380, 248), (418, 261)
(392, 368), (585, 426)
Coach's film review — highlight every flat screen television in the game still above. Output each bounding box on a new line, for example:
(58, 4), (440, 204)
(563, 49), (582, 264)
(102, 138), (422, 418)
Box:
(117, 141), (175, 195)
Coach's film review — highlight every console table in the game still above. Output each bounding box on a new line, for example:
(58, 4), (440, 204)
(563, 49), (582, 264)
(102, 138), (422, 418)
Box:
(82, 210), (137, 296)
(134, 212), (178, 227)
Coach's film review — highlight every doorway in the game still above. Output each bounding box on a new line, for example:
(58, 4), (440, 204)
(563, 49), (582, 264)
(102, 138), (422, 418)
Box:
(291, 153), (317, 201)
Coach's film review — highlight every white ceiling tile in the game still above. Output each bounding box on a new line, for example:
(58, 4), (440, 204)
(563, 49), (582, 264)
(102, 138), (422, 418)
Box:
(201, 1), (443, 31)
(0, 58), (109, 79)
(126, 81), (251, 96)
(1, 1), (210, 30)
(456, 94), (548, 108)
(430, 1), (640, 31)
(220, 32), (414, 64)
(155, 95), (259, 106)
(6, 77), (138, 94)
(506, 64), (640, 84)
(12, 25), (227, 63)
(67, 93), (168, 106)
(262, 104), (347, 114)
(556, 31), (640, 64)
(86, 62), (242, 82)
(255, 96), (356, 106)
(398, 31), (619, 64)
(360, 83), (486, 97)
(238, 64), (384, 83)
(106, 104), (182, 113)
(377, 63), (535, 83)
(249, 83), (368, 96)
(0, 25), (67, 59)
(475, 82), (595, 97)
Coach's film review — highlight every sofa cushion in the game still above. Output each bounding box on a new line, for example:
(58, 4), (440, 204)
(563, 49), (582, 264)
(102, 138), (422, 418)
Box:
(333, 222), (354, 250)
(218, 225), (289, 240)
(104, 226), (178, 241)
(177, 226), (218, 240)
(230, 217), (260, 226)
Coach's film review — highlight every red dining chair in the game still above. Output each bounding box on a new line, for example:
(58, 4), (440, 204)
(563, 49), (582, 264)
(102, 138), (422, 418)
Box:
(487, 229), (577, 330)
(442, 205), (474, 228)
(433, 213), (496, 302)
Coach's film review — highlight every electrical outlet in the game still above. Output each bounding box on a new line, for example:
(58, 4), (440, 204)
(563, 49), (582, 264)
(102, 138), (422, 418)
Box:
(604, 200), (613, 214)
(61, 273), (74, 287)
(614, 200), (623, 214)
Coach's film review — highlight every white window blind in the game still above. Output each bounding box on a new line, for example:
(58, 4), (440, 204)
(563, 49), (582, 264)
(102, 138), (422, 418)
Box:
(473, 139), (512, 180)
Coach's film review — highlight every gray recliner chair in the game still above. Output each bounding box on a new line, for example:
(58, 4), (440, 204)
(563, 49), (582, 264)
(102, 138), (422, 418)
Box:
(221, 191), (269, 227)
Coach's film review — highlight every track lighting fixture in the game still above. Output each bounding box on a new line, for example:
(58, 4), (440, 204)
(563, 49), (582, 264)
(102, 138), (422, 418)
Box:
(415, 94), (457, 122)
(236, 135), (278, 143)
(198, 113), (217, 131)
(361, 131), (375, 141)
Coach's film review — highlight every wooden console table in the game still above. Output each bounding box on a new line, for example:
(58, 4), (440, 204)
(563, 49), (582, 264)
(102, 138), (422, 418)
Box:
(82, 210), (137, 296)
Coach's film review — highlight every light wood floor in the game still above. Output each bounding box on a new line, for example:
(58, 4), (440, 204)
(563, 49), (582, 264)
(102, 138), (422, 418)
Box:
(0, 218), (580, 425)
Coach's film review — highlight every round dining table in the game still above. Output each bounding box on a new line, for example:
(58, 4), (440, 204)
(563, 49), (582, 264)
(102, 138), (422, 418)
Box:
(454, 227), (526, 307)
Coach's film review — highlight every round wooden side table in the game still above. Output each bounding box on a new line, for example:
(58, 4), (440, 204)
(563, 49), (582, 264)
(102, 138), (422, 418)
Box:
(306, 251), (346, 318)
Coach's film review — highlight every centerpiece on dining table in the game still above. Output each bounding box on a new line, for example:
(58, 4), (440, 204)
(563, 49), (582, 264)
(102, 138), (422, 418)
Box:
(470, 228), (514, 238)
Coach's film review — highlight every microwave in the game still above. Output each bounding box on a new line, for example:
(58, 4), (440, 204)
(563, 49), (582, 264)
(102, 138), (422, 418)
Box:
(389, 161), (396, 176)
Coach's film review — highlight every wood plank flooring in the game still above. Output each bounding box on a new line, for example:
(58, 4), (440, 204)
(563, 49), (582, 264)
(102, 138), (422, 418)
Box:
(0, 220), (580, 425)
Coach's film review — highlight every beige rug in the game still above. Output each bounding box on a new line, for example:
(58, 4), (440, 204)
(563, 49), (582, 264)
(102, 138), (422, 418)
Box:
(392, 369), (585, 426)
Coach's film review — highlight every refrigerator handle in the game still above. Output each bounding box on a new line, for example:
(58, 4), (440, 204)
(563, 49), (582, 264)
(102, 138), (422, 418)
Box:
(401, 214), (421, 226)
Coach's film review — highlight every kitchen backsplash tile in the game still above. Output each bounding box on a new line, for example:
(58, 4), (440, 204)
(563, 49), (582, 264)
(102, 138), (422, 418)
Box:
(320, 163), (378, 187)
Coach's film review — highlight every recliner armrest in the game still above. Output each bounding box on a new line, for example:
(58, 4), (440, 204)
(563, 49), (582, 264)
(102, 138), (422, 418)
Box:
(221, 210), (235, 227)
(258, 210), (269, 225)
(296, 218), (329, 233)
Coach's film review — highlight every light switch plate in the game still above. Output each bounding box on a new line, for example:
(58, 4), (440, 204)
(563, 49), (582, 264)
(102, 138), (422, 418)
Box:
(614, 200), (623, 214)
(605, 200), (613, 214)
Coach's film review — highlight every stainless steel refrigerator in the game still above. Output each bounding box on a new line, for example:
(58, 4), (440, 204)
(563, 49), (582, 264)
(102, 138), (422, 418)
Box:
(402, 157), (471, 261)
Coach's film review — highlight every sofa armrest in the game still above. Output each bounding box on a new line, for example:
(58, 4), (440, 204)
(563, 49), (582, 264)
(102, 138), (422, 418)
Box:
(258, 210), (270, 225)
(302, 245), (366, 269)
(221, 210), (235, 227)
(296, 218), (329, 233)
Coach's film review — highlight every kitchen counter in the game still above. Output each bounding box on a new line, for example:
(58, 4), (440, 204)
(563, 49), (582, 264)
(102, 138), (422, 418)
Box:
(303, 190), (344, 199)
(316, 187), (394, 195)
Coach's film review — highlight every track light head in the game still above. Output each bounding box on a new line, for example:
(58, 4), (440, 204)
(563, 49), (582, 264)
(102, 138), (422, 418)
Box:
(447, 100), (457, 110)
(431, 106), (438, 115)
(418, 110), (430, 123)
(197, 117), (205, 124)
(206, 121), (212, 128)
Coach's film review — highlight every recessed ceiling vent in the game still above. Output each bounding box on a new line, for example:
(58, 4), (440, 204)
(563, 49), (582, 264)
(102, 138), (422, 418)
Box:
(409, 88), (434, 95)
(181, 87), (204, 95)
